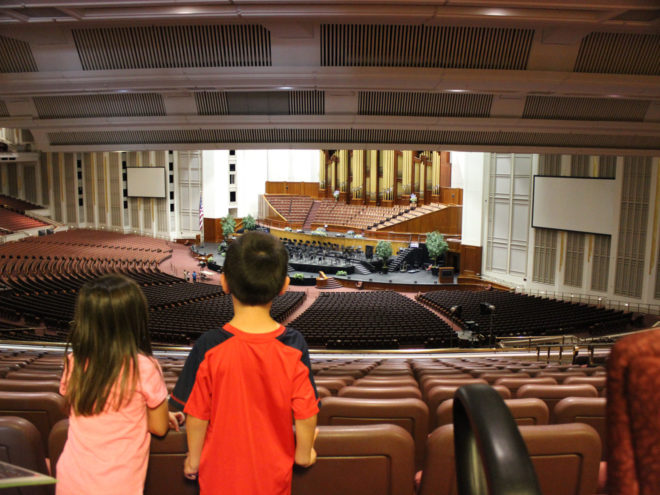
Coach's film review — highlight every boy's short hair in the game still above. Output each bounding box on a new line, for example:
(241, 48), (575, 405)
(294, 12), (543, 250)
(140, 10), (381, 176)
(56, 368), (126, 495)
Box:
(223, 232), (289, 305)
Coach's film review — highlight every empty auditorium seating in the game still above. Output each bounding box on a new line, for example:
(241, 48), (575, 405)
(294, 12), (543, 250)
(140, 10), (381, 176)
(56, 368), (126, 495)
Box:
(516, 384), (599, 422)
(317, 397), (428, 470)
(292, 424), (415, 495)
(338, 386), (422, 400)
(554, 397), (606, 459)
(145, 428), (198, 495)
(418, 423), (601, 495)
(0, 416), (52, 495)
(418, 289), (632, 338)
(435, 398), (549, 428)
(0, 391), (68, 452)
(290, 291), (456, 349)
(0, 380), (61, 394)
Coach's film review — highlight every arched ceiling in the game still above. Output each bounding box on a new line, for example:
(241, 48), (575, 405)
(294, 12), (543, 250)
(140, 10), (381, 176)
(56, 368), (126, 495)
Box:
(0, 1), (658, 154)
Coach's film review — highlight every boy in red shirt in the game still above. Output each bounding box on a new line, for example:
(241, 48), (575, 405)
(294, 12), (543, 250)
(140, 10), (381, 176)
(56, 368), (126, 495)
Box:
(171, 232), (319, 495)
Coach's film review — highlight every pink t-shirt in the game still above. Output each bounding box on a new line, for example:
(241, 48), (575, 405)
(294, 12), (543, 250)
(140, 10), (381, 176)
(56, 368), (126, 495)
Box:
(56, 354), (168, 495)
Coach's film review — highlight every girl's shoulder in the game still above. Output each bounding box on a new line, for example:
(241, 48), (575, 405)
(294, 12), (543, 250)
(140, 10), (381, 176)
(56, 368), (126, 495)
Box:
(137, 353), (162, 374)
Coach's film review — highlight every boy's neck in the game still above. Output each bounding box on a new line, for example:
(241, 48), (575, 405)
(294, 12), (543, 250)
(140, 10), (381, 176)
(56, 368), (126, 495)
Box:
(229, 298), (280, 334)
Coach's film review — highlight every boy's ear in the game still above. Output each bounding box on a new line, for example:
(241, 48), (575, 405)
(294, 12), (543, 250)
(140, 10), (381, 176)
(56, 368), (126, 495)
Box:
(278, 276), (290, 295)
(219, 273), (230, 294)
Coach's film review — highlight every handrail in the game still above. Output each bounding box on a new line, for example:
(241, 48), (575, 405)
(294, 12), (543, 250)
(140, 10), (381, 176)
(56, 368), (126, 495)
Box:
(453, 384), (542, 495)
(261, 195), (288, 222)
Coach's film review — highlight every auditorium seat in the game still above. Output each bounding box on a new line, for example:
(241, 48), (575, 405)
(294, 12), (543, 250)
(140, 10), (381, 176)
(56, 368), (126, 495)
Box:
(145, 428), (198, 495)
(313, 378), (348, 395)
(493, 376), (558, 395)
(516, 384), (599, 422)
(316, 386), (331, 399)
(426, 385), (511, 430)
(536, 371), (587, 383)
(563, 375), (606, 393)
(0, 379), (61, 394)
(47, 419), (68, 476)
(292, 424), (415, 495)
(422, 378), (487, 401)
(338, 386), (422, 400)
(554, 397), (606, 460)
(317, 397), (428, 470)
(5, 371), (62, 381)
(435, 397), (549, 428)
(0, 416), (52, 495)
(0, 391), (68, 452)
(354, 377), (418, 388)
(418, 423), (601, 495)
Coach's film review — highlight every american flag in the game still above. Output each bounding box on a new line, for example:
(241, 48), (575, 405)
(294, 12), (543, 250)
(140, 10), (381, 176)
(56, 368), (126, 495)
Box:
(199, 194), (204, 231)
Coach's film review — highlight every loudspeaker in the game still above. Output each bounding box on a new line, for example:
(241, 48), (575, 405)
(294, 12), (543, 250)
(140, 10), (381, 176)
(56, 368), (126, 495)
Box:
(365, 245), (373, 259)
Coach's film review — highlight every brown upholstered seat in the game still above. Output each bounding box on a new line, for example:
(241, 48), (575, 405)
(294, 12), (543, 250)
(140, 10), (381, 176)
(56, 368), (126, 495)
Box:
(0, 391), (68, 452)
(0, 416), (52, 495)
(313, 378), (349, 395)
(317, 397), (428, 470)
(563, 375), (606, 392)
(516, 384), (598, 422)
(536, 371), (587, 383)
(315, 369), (364, 379)
(145, 429), (199, 495)
(494, 377), (558, 395)
(426, 384), (509, 430)
(477, 372), (529, 383)
(0, 379), (61, 394)
(292, 424), (415, 495)
(354, 377), (418, 387)
(435, 398), (549, 428)
(554, 397), (607, 460)
(418, 423), (601, 495)
(338, 385), (422, 400)
(5, 371), (62, 381)
(422, 378), (487, 399)
(316, 386), (331, 399)
(314, 374), (356, 385)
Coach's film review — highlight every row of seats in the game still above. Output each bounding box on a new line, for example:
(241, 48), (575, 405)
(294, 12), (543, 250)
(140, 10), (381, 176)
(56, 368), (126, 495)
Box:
(418, 289), (632, 337)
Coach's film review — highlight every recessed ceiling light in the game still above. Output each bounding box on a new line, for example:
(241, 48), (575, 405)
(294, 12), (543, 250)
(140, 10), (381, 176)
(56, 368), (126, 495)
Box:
(278, 86), (293, 90)
(484, 9), (509, 16)
(447, 89), (468, 93)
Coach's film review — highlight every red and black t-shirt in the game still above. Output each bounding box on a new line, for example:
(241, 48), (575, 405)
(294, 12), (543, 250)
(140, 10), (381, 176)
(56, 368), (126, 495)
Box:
(170, 323), (319, 495)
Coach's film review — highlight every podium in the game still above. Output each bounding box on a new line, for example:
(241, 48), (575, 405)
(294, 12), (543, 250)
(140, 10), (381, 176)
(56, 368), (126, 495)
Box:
(439, 267), (454, 284)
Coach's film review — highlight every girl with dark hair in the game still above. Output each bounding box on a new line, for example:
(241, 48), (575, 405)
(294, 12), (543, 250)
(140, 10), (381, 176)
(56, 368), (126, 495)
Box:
(56, 274), (182, 495)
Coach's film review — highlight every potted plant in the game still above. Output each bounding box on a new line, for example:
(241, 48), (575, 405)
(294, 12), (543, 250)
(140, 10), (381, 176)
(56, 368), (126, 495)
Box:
(410, 193), (417, 207)
(336, 270), (348, 277)
(426, 230), (448, 276)
(221, 214), (236, 240)
(243, 214), (257, 231)
(333, 189), (340, 201)
(375, 241), (392, 273)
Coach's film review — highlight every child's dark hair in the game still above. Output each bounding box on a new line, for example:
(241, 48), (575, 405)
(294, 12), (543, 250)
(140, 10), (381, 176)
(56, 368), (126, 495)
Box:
(223, 232), (288, 305)
(64, 274), (152, 416)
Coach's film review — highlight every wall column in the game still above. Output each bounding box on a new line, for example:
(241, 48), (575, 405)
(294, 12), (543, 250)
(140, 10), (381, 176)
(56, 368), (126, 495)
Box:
(431, 151), (441, 202)
(318, 150), (326, 197)
(369, 150), (378, 205)
(337, 149), (349, 202)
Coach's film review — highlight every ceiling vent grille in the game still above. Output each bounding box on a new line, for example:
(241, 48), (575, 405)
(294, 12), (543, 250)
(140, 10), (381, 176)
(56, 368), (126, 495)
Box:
(321, 25), (534, 69)
(359, 91), (492, 117)
(195, 92), (229, 115)
(33, 93), (166, 119)
(195, 91), (324, 115)
(574, 32), (660, 75)
(0, 35), (38, 73)
(0, 100), (8, 117)
(72, 25), (271, 70)
(48, 128), (659, 150)
(289, 91), (325, 115)
(523, 95), (650, 121)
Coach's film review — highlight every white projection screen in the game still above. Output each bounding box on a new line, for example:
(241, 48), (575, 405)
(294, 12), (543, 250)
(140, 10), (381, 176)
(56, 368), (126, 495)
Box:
(532, 176), (618, 235)
(126, 167), (166, 198)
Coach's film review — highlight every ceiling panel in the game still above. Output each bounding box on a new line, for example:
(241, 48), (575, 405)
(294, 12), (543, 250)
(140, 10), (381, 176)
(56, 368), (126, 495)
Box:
(33, 93), (167, 119)
(72, 24), (271, 70)
(321, 24), (534, 69)
(574, 32), (660, 75)
(0, 34), (38, 73)
(359, 91), (493, 117)
(523, 96), (651, 121)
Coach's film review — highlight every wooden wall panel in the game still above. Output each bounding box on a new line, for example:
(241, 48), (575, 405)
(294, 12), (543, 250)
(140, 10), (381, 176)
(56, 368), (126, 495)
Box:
(460, 245), (483, 275)
(440, 188), (463, 205)
(265, 181), (319, 197)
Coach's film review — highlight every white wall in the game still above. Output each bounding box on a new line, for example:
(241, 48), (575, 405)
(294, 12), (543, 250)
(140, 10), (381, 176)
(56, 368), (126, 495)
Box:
(264, 149), (319, 182)
(236, 150), (268, 217)
(201, 150), (229, 218)
(452, 151), (486, 247)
